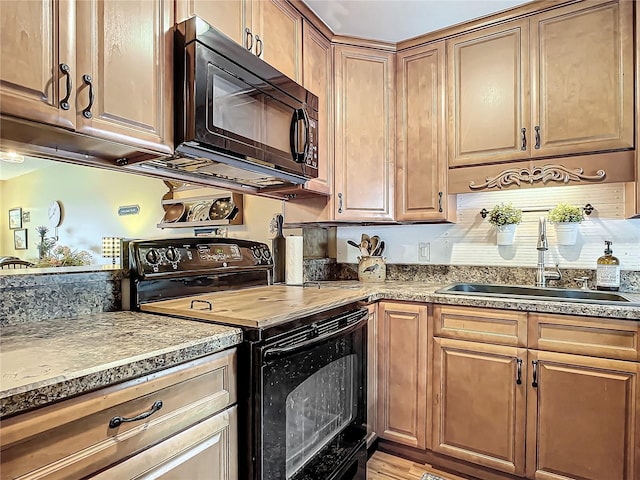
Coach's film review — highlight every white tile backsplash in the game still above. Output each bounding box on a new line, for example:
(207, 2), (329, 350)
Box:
(337, 183), (640, 270)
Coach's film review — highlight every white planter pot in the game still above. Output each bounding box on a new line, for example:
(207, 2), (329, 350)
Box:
(554, 222), (579, 245)
(496, 224), (517, 246)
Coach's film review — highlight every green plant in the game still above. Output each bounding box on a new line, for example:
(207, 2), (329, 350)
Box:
(548, 203), (584, 223)
(487, 202), (522, 226)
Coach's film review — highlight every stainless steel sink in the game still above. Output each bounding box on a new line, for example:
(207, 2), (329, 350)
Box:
(435, 283), (637, 304)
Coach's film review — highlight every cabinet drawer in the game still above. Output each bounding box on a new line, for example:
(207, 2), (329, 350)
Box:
(91, 406), (238, 480)
(0, 349), (236, 480)
(529, 313), (640, 361)
(433, 305), (527, 347)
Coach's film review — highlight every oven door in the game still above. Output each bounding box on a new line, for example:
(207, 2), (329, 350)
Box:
(257, 308), (368, 480)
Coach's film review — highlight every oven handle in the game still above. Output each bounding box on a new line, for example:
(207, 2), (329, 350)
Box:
(263, 314), (367, 360)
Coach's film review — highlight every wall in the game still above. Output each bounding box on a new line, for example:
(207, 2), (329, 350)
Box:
(0, 160), (283, 264)
(337, 183), (640, 271)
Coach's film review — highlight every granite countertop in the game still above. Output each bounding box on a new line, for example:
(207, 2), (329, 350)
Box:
(0, 311), (242, 418)
(328, 281), (640, 320)
(2, 281), (638, 418)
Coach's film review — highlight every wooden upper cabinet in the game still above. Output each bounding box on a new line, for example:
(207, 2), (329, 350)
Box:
(257, 0), (301, 82)
(448, 0), (633, 168)
(447, 19), (530, 167)
(526, 351), (640, 480)
(431, 338), (527, 476)
(334, 45), (395, 222)
(0, 0), (76, 129)
(396, 42), (451, 221)
(282, 21), (333, 224)
(75, 0), (173, 154)
(376, 302), (428, 449)
(175, 0), (247, 45)
(530, 0), (634, 157)
(300, 21), (332, 196)
(176, 0), (301, 82)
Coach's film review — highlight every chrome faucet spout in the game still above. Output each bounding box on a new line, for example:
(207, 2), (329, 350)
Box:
(537, 216), (548, 251)
(535, 216), (561, 287)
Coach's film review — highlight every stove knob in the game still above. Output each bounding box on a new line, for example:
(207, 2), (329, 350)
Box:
(165, 247), (180, 263)
(145, 249), (160, 265)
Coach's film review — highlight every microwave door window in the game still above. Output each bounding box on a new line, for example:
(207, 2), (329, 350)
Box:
(208, 64), (263, 154)
(206, 63), (299, 164)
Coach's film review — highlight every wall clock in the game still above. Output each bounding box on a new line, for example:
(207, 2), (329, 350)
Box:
(48, 200), (62, 227)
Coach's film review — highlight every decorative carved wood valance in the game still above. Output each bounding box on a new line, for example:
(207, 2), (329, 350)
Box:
(469, 164), (606, 190)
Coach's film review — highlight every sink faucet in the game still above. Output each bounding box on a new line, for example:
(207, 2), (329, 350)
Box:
(536, 216), (562, 287)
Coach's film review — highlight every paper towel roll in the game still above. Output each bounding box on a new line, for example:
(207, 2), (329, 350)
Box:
(285, 236), (304, 285)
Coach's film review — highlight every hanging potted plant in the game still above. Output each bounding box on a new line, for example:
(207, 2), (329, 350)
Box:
(548, 203), (584, 245)
(487, 202), (522, 245)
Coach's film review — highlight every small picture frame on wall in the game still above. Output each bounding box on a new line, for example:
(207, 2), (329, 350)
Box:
(14, 229), (27, 250)
(8, 207), (22, 229)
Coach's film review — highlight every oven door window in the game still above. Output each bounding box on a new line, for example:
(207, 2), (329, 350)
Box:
(260, 324), (366, 480)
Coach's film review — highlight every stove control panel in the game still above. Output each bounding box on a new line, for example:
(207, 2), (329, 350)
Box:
(130, 238), (273, 277)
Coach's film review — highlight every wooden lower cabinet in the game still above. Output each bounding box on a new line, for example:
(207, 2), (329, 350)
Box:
(376, 302), (428, 449)
(431, 337), (527, 476)
(0, 350), (237, 479)
(526, 350), (640, 480)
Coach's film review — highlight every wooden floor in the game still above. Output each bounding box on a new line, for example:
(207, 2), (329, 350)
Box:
(367, 451), (470, 480)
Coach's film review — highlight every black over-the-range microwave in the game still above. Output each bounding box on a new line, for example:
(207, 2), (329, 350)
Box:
(129, 16), (319, 191)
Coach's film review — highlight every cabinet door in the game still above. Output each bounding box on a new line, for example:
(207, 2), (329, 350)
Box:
(0, 0), (75, 129)
(92, 407), (238, 480)
(431, 338), (527, 476)
(376, 302), (428, 448)
(531, 0), (634, 157)
(175, 0), (247, 47)
(283, 21), (333, 224)
(334, 45), (395, 221)
(526, 351), (640, 480)
(255, 0), (301, 82)
(447, 19), (530, 166)
(396, 42), (450, 221)
(75, 0), (173, 154)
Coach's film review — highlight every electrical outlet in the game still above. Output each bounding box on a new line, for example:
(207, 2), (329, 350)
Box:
(418, 242), (430, 262)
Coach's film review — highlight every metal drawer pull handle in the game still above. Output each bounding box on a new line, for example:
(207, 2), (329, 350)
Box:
(521, 127), (527, 150)
(516, 358), (522, 385)
(82, 74), (94, 119)
(255, 35), (263, 57)
(338, 193), (343, 213)
(245, 28), (253, 51)
(109, 400), (163, 428)
(532, 360), (538, 387)
(534, 125), (541, 149)
(59, 63), (72, 110)
(190, 299), (213, 310)
(438, 191), (443, 213)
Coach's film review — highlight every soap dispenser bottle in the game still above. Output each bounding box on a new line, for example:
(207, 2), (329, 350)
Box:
(596, 240), (620, 291)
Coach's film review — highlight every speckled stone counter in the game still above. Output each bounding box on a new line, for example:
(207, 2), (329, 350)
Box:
(0, 266), (125, 326)
(315, 281), (640, 320)
(0, 311), (242, 418)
